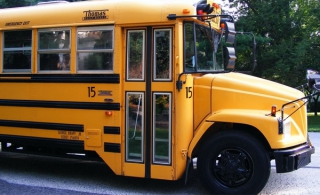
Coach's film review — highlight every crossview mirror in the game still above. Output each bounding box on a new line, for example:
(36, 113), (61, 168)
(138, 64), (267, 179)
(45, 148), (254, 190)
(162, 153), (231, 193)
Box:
(223, 21), (236, 44)
(224, 47), (236, 70)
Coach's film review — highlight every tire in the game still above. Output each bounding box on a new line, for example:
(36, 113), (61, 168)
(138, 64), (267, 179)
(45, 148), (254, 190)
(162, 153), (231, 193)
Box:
(197, 130), (270, 194)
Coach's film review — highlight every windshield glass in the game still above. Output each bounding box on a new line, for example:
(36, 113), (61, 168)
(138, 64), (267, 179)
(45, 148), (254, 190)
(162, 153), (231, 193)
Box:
(184, 22), (224, 72)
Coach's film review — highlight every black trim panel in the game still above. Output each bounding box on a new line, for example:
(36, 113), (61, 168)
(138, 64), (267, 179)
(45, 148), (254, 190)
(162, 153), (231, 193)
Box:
(145, 26), (152, 179)
(104, 143), (120, 153)
(0, 99), (120, 110)
(104, 126), (120, 134)
(0, 134), (84, 151)
(0, 119), (83, 131)
(274, 144), (315, 173)
(0, 74), (120, 83)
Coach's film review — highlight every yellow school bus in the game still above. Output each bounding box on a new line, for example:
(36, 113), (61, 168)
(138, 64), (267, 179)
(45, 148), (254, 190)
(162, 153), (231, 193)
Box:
(0, 0), (315, 194)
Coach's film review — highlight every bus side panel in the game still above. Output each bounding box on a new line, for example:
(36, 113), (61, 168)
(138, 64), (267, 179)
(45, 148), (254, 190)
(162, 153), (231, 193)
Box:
(174, 74), (194, 179)
(0, 80), (123, 175)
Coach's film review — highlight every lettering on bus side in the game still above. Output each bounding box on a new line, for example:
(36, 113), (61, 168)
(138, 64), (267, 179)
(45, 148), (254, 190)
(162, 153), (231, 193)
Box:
(88, 86), (113, 97)
(82, 9), (109, 21)
(58, 131), (80, 140)
(5, 21), (30, 26)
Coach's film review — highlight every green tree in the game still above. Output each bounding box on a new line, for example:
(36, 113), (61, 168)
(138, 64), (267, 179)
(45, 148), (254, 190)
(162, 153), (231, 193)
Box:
(223, 0), (320, 87)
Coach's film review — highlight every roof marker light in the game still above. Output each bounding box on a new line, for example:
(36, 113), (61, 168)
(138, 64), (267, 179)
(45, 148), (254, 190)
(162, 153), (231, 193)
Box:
(183, 9), (190, 14)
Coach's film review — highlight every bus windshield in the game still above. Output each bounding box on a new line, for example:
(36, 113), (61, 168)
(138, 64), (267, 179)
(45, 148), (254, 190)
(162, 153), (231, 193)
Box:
(184, 22), (224, 72)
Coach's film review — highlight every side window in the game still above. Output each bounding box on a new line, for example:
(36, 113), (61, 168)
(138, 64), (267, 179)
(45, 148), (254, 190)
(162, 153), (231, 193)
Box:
(195, 24), (214, 70)
(77, 26), (114, 71)
(38, 28), (71, 71)
(184, 23), (195, 72)
(3, 30), (32, 72)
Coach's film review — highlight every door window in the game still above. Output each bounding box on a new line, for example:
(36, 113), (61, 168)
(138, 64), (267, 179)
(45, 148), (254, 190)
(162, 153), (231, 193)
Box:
(126, 30), (145, 80)
(125, 92), (144, 162)
(153, 93), (171, 164)
(153, 29), (172, 80)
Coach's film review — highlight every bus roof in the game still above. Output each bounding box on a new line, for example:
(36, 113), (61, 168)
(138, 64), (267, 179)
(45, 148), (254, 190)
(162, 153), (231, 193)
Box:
(0, 0), (199, 30)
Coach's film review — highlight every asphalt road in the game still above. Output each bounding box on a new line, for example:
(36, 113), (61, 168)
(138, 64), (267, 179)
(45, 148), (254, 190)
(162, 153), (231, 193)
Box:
(0, 133), (319, 195)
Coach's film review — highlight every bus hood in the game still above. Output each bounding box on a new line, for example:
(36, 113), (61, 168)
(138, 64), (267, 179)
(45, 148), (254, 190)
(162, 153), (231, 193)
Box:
(193, 72), (308, 148)
(208, 72), (305, 112)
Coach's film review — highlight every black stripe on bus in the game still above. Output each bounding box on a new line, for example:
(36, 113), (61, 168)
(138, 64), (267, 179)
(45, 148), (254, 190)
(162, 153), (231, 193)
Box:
(0, 119), (83, 132)
(104, 142), (120, 153)
(0, 99), (120, 110)
(0, 134), (84, 151)
(104, 126), (120, 134)
(0, 74), (120, 83)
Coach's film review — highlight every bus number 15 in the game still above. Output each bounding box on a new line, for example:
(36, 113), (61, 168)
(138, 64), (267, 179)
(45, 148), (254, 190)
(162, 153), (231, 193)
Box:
(186, 87), (192, 98)
(88, 87), (96, 98)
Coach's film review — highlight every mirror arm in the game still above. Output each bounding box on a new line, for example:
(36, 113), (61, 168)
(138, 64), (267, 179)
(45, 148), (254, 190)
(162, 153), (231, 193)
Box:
(236, 32), (257, 73)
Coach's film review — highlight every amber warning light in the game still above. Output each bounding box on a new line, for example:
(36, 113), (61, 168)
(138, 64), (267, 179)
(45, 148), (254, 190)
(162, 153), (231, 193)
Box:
(220, 22), (226, 29)
(271, 105), (277, 117)
(212, 3), (220, 9)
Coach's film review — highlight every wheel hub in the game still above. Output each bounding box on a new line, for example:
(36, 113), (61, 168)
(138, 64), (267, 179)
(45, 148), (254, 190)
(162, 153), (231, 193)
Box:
(213, 148), (253, 188)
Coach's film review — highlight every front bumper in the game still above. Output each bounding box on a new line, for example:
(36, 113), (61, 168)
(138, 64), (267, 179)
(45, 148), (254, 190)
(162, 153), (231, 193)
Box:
(274, 143), (315, 173)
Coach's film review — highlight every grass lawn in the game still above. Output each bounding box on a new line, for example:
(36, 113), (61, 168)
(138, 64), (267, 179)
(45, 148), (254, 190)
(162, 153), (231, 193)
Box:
(308, 113), (320, 132)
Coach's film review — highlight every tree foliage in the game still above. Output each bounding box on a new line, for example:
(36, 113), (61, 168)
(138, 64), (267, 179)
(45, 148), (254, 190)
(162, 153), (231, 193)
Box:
(223, 0), (320, 87)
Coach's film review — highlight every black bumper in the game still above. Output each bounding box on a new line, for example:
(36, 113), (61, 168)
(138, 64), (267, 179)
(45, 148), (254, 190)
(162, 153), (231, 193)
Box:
(274, 143), (315, 173)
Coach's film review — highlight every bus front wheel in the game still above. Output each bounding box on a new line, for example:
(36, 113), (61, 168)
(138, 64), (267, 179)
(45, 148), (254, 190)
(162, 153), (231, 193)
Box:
(197, 130), (270, 194)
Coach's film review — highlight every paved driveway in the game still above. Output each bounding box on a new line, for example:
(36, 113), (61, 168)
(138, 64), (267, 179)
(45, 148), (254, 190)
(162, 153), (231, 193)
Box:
(0, 133), (319, 195)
